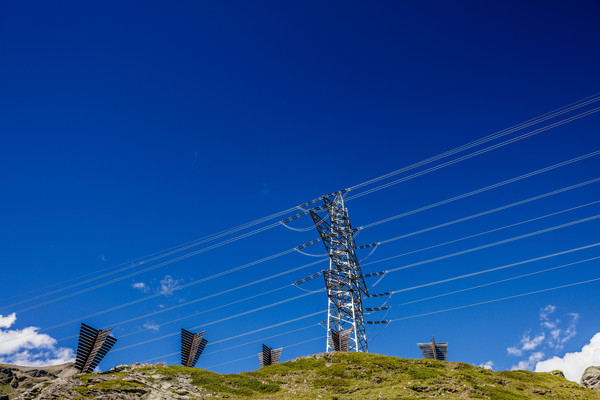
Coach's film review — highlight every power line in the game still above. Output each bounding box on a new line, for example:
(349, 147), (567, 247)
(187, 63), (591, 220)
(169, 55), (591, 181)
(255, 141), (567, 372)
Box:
(49, 258), (326, 336)
(372, 242), (600, 297)
(393, 255), (600, 308)
(364, 199), (600, 270)
(372, 178), (600, 248)
(346, 93), (600, 193)
(385, 276), (600, 324)
(359, 150), (600, 231)
(6, 95), (599, 309)
(76, 216), (600, 356)
(206, 270), (600, 369)
(122, 181), (600, 336)
(367, 215), (600, 280)
(111, 290), (324, 353)
(31, 180), (600, 346)
(141, 312), (326, 364)
(207, 336), (324, 369)
(346, 106), (600, 201)
(140, 251), (600, 368)
(16, 148), (600, 319)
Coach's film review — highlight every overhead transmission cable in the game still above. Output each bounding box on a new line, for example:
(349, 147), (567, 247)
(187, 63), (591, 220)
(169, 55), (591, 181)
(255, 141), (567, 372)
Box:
(345, 92), (600, 193)
(16, 149), (600, 317)
(207, 336), (324, 369)
(383, 276), (600, 324)
(363, 199), (600, 270)
(141, 251), (600, 366)
(366, 215), (600, 283)
(67, 215), (600, 356)
(31, 174), (600, 346)
(346, 106), (600, 201)
(51, 198), (600, 348)
(370, 242), (600, 297)
(392, 255), (600, 308)
(203, 274), (600, 369)
(84, 197), (600, 340)
(141, 311), (326, 363)
(111, 290), (325, 353)
(5, 94), (599, 309)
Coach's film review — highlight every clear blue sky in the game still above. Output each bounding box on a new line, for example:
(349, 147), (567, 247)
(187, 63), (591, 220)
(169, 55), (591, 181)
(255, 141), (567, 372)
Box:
(1, 0), (600, 378)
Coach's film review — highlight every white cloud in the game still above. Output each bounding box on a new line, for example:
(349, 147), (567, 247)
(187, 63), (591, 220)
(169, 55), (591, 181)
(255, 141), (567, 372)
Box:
(535, 332), (600, 383)
(142, 321), (159, 332)
(0, 313), (16, 328)
(522, 333), (546, 351)
(508, 306), (580, 362)
(0, 348), (75, 367)
(512, 352), (545, 371)
(0, 314), (74, 367)
(159, 275), (180, 296)
(542, 321), (558, 329)
(479, 360), (494, 370)
(548, 313), (579, 349)
(0, 326), (55, 355)
(540, 305), (557, 321)
(132, 282), (149, 292)
(507, 346), (523, 356)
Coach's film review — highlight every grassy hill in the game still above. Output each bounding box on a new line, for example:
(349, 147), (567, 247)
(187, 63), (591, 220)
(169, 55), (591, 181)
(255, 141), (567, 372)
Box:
(8, 352), (600, 399)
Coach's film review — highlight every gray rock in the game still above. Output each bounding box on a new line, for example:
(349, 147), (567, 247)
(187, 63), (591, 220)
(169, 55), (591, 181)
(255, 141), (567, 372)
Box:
(550, 370), (565, 379)
(581, 366), (600, 391)
(24, 369), (55, 379)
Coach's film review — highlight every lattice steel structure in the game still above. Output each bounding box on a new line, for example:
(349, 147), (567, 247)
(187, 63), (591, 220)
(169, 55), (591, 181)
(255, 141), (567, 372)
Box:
(258, 344), (282, 367)
(181, 329), (208, 368)
(74, 323), (117, 373)
(311, 194), (369, 353)
(417, 336), (448, 361)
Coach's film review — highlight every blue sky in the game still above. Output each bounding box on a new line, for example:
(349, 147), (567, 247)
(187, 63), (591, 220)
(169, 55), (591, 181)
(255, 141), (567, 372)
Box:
(1, 0), (600, 381)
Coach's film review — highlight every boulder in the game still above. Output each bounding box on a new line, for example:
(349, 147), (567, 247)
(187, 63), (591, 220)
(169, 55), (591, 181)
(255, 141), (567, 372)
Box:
(581, 366), (600, 392)
(550, 370), (565, 379)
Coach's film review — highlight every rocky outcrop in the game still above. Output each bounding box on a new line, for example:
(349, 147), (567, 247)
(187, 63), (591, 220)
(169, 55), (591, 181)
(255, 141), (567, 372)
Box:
(0, 363), (77, 397)
(582, 366), (600, 392)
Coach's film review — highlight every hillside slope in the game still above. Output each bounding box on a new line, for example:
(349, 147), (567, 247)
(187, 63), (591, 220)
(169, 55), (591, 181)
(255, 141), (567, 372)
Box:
(0, 363), (76, 398)
(9, 352), (600, 399)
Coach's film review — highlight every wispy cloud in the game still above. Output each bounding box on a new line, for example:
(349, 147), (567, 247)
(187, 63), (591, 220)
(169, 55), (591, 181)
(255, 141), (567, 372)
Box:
(507, 346), (522, 357)
(507, 305), (580, 371)
(159, 275), (181, 296)
(512, 352), (545, 371)
(547, 313), (579, 350)
(506, 331), (545, 356)
(521, 333), (546, 351)
(142, 321), (160, 332)
(131, 282), (149, 293)
(539, 305), (557, 321)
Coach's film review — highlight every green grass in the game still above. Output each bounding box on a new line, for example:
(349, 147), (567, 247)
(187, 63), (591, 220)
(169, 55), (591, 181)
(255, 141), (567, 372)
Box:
(39, 352), (600, 399)
(140, 364), (280, 397)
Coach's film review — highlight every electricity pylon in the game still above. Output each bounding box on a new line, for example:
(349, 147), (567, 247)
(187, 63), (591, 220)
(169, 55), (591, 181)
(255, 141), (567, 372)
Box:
(310, 194), (369, 352)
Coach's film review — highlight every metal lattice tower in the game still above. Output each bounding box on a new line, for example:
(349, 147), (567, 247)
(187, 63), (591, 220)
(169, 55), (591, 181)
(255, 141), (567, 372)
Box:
(310, 194), (369, 353)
